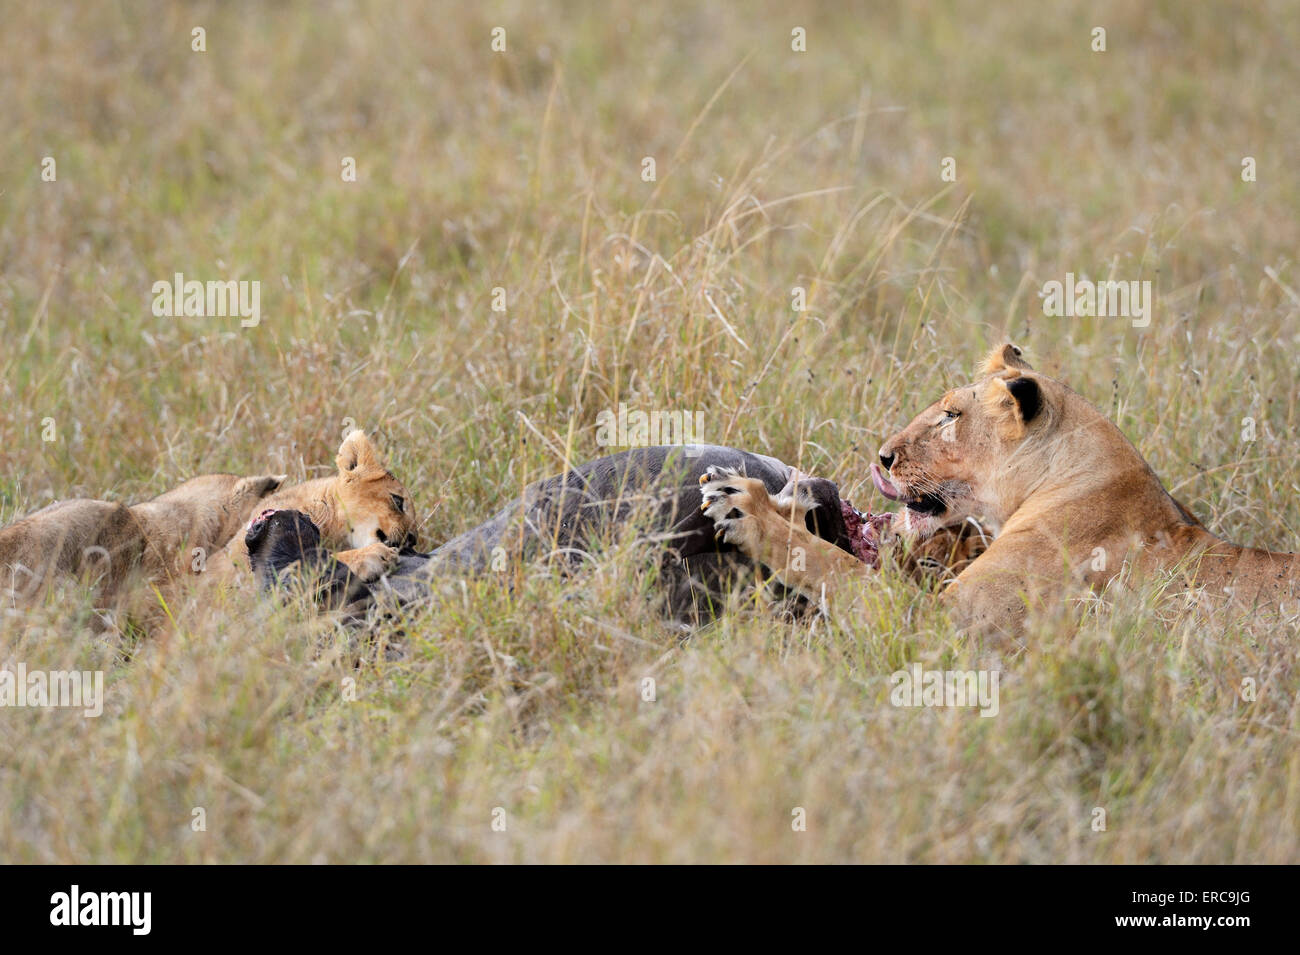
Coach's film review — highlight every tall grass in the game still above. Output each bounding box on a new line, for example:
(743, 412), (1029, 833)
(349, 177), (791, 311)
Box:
(0, 0), (1297, 862)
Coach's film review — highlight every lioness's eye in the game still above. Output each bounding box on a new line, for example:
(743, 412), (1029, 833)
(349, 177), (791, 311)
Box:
(391, 494), (405, 513)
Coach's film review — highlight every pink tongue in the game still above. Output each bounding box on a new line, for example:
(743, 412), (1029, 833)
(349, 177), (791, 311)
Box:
(870, 463), (903, 501)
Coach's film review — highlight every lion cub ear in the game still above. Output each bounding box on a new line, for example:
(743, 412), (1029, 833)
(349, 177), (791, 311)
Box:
(336, 429), (383, 476)
(236, 474), (287, 499)
(981, 342), (1032, 376)
(240, 472), (291, 501)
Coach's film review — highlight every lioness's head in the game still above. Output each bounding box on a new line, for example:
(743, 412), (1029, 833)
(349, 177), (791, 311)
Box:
(872, 343), (1062, 537)
(333, 429), (419, 550)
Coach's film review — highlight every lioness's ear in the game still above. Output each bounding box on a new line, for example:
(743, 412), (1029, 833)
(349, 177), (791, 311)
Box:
(985, 371), (1042, 438)
(981, 342), (1032, 376)
(336, 429), (382, 475)
(237, 474), (287, 499)
(1005, 375), (1041, 424)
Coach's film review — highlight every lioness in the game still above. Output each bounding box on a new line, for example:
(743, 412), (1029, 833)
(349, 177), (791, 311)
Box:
(0, 473), (285, 617)
(700, 343), (1300, 637)
(209, 429), (418, 586)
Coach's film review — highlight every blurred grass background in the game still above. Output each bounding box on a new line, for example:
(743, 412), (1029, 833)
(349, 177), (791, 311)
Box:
(0, 0), (1297, 862)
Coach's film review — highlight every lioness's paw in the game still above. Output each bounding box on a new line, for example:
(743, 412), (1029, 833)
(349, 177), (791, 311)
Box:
(341, 541), (400, 582)
(698, 466), (770, 551)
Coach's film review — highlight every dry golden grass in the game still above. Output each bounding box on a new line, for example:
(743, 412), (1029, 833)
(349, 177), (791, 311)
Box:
(1, 0), (1297, 862)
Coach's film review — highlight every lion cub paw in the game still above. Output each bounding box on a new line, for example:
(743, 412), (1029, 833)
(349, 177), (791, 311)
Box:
(337, 541), (400, 582)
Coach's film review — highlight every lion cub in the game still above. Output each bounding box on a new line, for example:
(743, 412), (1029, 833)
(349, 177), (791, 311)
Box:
(0, 473), (285, 616)
(212, 429), (418, 586)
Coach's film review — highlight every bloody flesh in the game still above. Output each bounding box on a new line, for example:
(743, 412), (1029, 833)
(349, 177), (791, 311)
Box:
(839, 499), (894, 569)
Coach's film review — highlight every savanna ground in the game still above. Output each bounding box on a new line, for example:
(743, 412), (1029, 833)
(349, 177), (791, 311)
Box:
(1, 0), (1298, 863)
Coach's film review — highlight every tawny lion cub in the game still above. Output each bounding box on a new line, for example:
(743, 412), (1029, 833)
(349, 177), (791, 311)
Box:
(1, 473), (285, 613)
(212, 429), (418, 585)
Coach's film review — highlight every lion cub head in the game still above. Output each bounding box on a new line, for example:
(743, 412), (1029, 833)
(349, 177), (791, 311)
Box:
(332, 429), (419, 550)
(872, 343), (1064, 537)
